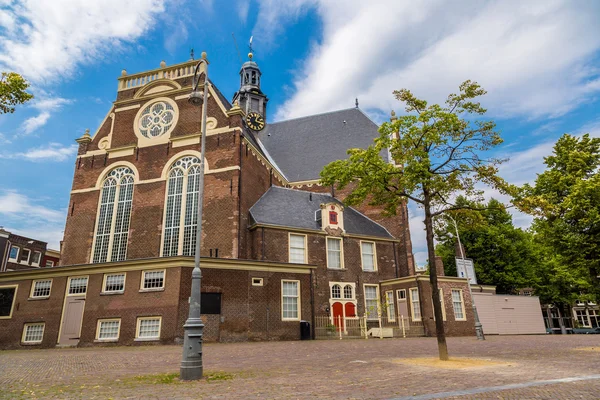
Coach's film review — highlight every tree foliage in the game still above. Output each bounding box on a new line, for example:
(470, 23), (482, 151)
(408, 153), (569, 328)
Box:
(514, 134), (600, 305)
(320, 81), (509, 359)
(435, 197), (537, 294)
(0, 72), (34, 114)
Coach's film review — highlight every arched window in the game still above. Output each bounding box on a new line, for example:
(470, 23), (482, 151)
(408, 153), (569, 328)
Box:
(162, 156), (201, 257)
(92, 167), (135, 263)
(331, 284), (341, 299)
(344, 285), (353, 299)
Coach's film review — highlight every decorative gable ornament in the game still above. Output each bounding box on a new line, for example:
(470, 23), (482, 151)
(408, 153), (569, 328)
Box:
(320, 202), (344, 232)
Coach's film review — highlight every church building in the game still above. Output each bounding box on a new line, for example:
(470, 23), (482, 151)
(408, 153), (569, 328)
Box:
(0, 53), (475, 348)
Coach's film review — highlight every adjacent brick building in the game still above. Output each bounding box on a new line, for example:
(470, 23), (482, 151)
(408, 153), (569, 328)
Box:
(0, 53), (475, 349)
(0, 228), (60, 272)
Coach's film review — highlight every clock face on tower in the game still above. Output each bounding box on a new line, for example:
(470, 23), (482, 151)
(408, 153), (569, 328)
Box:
(246, 112), (265, 131)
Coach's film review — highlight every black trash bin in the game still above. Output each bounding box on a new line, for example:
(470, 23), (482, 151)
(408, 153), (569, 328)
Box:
(300, 320), (311, 340)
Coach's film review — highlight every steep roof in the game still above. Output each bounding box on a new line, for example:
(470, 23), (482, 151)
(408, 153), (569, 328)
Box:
(249, 186), (393, 239)
(256, 108), (386, 182)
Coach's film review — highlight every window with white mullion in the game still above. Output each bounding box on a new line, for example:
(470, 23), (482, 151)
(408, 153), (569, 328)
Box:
(111, 176), (134, 262)
(182, 165), (200, 256)
(289, 234), (306, 264)
(163, 169), (184, 256)
(93, 179), (117, 263)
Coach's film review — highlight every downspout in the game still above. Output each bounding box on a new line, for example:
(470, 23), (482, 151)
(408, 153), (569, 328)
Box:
(310, 268), (316, 340)
(237, 133), (243, 258)
(393, 242), (399, 278)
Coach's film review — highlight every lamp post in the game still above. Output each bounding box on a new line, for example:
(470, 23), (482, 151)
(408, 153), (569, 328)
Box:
(447, 214), (485, 341)
(180, 52), (209, 381)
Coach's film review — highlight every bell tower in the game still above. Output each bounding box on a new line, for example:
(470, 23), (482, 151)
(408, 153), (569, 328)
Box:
(232, 52), (268, 119)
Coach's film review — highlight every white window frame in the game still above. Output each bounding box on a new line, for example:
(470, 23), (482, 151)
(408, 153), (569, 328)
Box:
(91, 166), (135, 264)
(140, 269), (166, 291)
(31, 251), (42, 267)
(67, 276), (89, 297)
(386, 290), (396, 321)
(96, 318), (121, 341)
(363, 284), (380, 320)
(360, 241), (377, 272)
(452, 289), (466, 321)
(102, 273), (127, 294)
(252, 277), (263, 286)
(22, 323), (45, 344)
(160, 156), (202, 257)
(135, 316), (162, 340)
(288, 233), (307, 264)
(30, 279), (52, 299)
(0, 284), (18, 319)
(45, 260), (55, 267)
(281, 280), (301, 321)
(19, 248), (31, 265)
(326, 237), (344, 269)
(8, 245), (19, 262)
(409, 287), (421, 322)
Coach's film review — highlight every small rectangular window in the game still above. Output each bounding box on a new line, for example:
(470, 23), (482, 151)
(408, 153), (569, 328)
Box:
(397, 289), (406, 300)
(8, 246), (19, 261)
(326, 237), (343, 269)
(410, 288), (421, 321)
(282, 280), (300, 320)
(142, 270), (165, 290)
(361, 241), (376, 271)
(201, 293), (222, 314)
(31, 251), (42, 267)
(136, 317), (161, 340)
(103, 273), (126, 293)
(45, 260), (55, 267)
(20, 248), (31, 264)
(252, 277), (263, 286)
(68, 277), (88, 295)
(22, 323), (45, 343)
(452, 289), (465, 320)
(364, 285), (379, 320)
(289, 234), (307, 264)
(0, 286), (18, 318)
(31, 280), (52, 298)
(97, 319), (121, 341)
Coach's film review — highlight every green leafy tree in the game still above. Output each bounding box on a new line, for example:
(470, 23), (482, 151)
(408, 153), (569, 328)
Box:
(320, 81), (509, 360)
(514, 134), (600, 305)
(0, 72), (34, 114)
(435, 197), (537, 294)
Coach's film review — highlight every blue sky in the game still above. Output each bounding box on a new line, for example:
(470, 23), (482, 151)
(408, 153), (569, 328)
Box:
(1, 0), (599, 266)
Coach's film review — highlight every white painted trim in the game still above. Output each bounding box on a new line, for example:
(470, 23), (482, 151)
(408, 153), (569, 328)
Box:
(29, 279), (52, 299)
(21, 322), (45, 344)
(363, 284), (380, 320)
(95, 318), (121, 341)
(452, 288), (467, 321)
(252, 277), (264, 286)
(288, 233), (307, 264)
(31, 251), (42, 267)
(19, 248), (31, 265)
(409, 287), (421, 321)
(94, 162), (140, 189)
(101, 272), (127, 294)
(66, 275), (89, 297)
(114, 104), (141, 113)
(133, 97), (180, 148)
(359, 240), (377, 272)
(281, 279), (301, 321)
(385, 290), (396, 321)
(8, 245), (19, 262)
(325, 236), (344, 270)
(140, 269), (166, 291)
(90, 107), (115, 140)
(135, 316), (162, 340)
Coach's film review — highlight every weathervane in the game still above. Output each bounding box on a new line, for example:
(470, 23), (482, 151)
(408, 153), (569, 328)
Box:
(190, 48), (195, 60)
(248, 36), (254, 59)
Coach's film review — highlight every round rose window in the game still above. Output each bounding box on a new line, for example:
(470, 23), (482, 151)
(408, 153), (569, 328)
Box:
(138, 101), (176, 138)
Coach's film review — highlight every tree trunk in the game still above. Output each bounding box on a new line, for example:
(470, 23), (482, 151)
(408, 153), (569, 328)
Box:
(424, 198), (449, 361)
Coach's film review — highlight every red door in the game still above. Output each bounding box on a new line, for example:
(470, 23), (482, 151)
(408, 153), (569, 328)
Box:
(332, 302), (344, 331)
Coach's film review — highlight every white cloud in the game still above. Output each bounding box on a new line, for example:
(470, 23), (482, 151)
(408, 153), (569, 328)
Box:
(255, 0), (600, 121)
(17, 95), (72, 136)
(20, 112), (50, 135)
(0, 142), (78, 162)
(0, 0), (166, 84)
(237, 0), (250, 23)
(0, 190), (66, 249)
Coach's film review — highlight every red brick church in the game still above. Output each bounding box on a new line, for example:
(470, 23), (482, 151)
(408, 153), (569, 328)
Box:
(0, 54), (474, 348)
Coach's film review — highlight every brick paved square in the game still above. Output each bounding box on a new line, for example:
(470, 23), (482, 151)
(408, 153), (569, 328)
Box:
(1, 335), (599, 399)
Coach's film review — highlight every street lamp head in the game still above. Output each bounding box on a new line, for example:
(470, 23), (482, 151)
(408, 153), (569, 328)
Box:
(188, 90), (204, 107)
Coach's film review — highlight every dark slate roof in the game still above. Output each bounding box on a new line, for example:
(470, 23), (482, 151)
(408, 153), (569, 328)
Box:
(256, 108), (386, 182)
(249, 186), (393, 239)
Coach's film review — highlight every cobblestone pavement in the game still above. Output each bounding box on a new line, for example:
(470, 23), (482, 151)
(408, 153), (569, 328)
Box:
(0, 335), (599, 399)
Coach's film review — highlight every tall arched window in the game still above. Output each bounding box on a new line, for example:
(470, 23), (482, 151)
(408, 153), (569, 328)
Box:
(92, 167), (135, 263)
(162, 156), (201, 257)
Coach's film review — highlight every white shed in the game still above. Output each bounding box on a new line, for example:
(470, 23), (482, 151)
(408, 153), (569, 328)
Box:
(472, 292), (546, 335)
